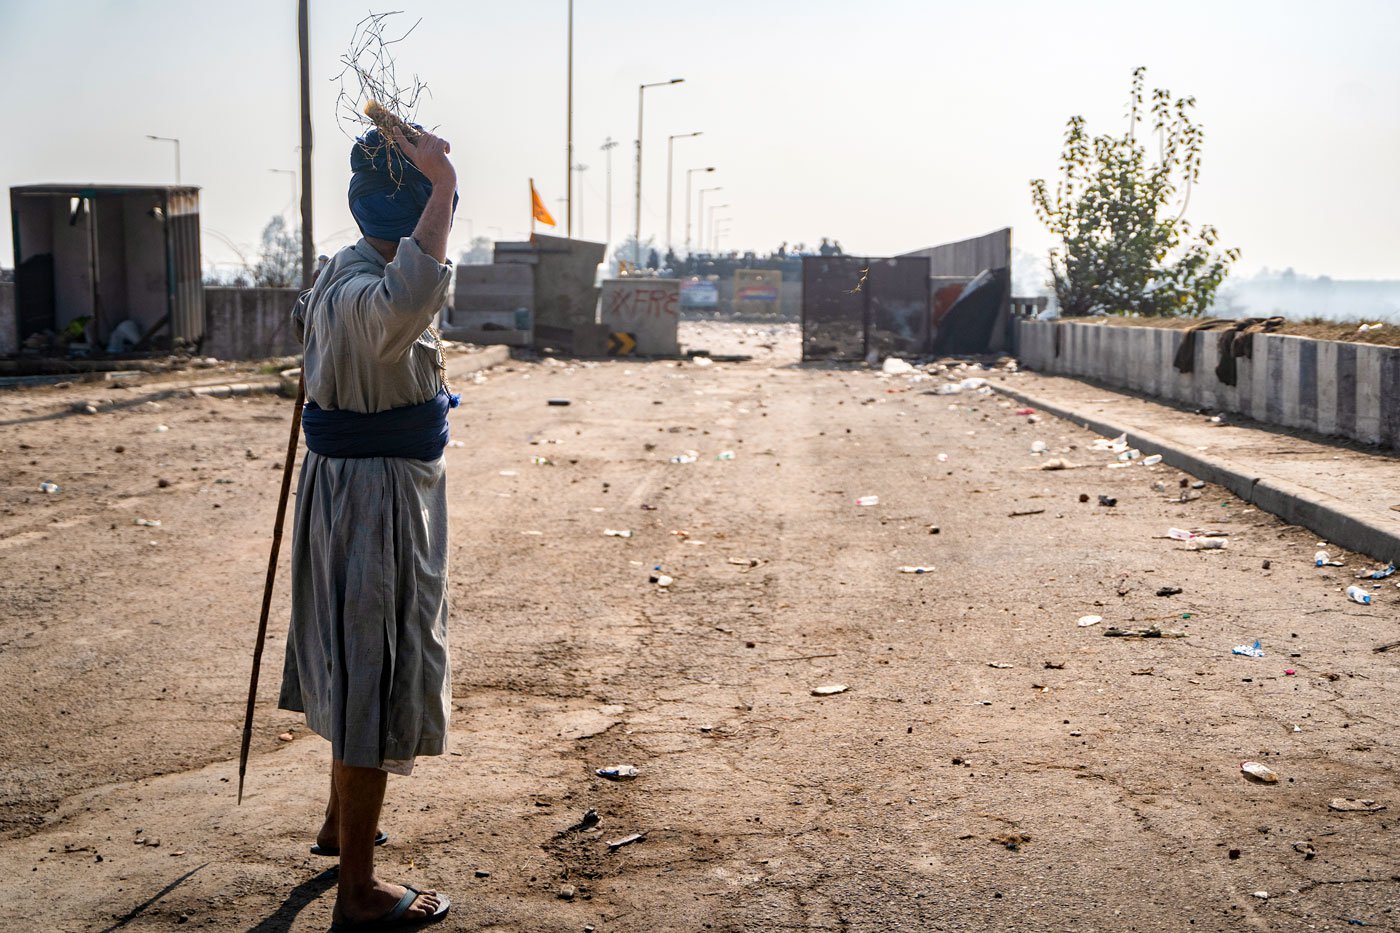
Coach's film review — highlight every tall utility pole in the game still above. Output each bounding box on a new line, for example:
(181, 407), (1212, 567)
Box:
(665, 131), (701, 255)
(565, 0), (574, 237)
(634, 77), (683, 266)
(684, 166), (714, 255)
(600, 137), (618, 246)
(297, 0), (314, 288)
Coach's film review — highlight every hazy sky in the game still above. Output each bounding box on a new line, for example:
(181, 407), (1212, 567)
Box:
(2, 0), (1397, 279)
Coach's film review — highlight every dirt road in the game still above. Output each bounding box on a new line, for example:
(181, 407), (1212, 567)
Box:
(1, 323), (1396, 931)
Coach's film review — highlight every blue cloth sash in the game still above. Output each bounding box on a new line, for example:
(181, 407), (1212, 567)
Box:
(302, 388), (458, 461)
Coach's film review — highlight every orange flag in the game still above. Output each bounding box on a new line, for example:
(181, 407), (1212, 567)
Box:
(530, 178), (556, 227)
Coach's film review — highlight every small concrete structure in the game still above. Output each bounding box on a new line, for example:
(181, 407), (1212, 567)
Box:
(494, 234), (605, 351)
(598, 278), (681, 356)
(1015, 319), (1400, 450)
(9, 184), (204, 348)
(445, 265), (533, 346)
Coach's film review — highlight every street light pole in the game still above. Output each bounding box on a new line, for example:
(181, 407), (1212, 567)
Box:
(697, 186), (721, 255)
(713, 219), (731, 251)
(565, 0), (573, 237)
(146, 135), (181, 184)
(634, 77), (683, 267)
(665, 131), (701, 256)
(707, 204), (729, 250)
(572, 163), (588, 238)
(269, 169), (297, 218)
(684, 166), (714, 255)
(600, 138), (618, 246)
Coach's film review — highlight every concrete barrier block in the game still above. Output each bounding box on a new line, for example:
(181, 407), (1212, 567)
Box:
(1354, 343), (1384, 445)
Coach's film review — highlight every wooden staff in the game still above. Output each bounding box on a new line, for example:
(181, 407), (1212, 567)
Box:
(238, 372), (305, 804)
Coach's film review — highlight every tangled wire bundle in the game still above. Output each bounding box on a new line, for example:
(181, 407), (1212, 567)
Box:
(334, 11), (433, 184)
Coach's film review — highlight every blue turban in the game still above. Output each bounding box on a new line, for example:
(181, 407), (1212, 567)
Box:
(347, 125), (458, 241)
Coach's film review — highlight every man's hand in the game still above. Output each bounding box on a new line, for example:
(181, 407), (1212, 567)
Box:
(392, 128), (456, 190)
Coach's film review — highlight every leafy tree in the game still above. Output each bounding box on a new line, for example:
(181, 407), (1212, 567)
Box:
(251, 215), (302, 288)
(610, 235), (657, 275)
(1030, 67), (1239, 317)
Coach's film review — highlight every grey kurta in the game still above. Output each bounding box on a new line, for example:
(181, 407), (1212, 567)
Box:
(278, 236), (453, 772)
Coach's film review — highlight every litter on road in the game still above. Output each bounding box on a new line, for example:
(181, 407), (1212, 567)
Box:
(607, 833), (646, 851)
(1233, 640), (1265, 658)
(1328, 798), (1386, 813)
(811, 684), (849, 696)
(1241, 761), (1280, 784)
(596, 765), (640, 781)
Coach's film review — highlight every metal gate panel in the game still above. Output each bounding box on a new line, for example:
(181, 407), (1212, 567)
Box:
(867, 256), (930, 358)
(801, 256), (867, 361)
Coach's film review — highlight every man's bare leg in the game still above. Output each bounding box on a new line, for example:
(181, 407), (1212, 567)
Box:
(317, 760), (339, 851)
(331, 759), (442, 924)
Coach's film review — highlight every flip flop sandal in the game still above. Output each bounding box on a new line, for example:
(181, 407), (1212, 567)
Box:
(329, 885), (450, 932)
(310, 829), (389, 856)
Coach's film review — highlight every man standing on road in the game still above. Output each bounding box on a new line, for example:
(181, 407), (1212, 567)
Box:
(278, 123), (458, 931)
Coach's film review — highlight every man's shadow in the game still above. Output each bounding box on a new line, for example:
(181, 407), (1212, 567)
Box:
(247, 867), (339, 932)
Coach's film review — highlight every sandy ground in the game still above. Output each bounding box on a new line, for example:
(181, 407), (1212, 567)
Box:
(0, 321), (1396, 932)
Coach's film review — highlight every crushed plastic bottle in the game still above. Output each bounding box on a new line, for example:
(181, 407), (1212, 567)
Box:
(1345, 586), (1372, 606)
(1030, 440), (1048, 453)
(134, 518), (162, 527)
(855, 495), (880, 506)
(1141, 454), (1163, 466)
(38, 482), (60, 494)
(1192, 537), (1228, 550)
(669, 451), (699, 464)
(1117, 449), (1142, 461)
(603, 529), (633, 538)
(716, 450), (736, 461)
(596, 765), (639, 781)
(1233, 639), (1265, 658)
(1357, 562), (1396, 580)
(530, 456), (554, 466)
(1241, 761), (1279, 783)
(897, 566), (935, 574)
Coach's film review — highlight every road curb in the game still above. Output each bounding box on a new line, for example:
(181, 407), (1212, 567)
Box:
(992, 382), (1400, 564)
(446, 344), (511, 378)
